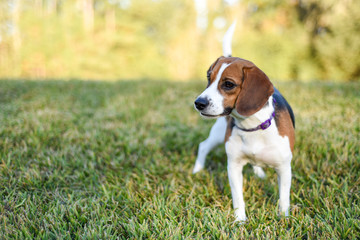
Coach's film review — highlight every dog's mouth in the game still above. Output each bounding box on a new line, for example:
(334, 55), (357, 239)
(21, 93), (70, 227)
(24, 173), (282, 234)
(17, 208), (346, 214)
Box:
(200, 107), (233, 118)
(200, 112), (222, 118)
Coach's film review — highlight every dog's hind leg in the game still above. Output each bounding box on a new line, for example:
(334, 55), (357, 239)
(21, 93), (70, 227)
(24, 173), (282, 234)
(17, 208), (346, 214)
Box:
(193, 117), (227, 174)
(253, 166), (266, 179)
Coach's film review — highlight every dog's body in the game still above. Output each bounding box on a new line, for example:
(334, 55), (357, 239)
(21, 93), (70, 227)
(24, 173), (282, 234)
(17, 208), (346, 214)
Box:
(193, 24), (295, 222)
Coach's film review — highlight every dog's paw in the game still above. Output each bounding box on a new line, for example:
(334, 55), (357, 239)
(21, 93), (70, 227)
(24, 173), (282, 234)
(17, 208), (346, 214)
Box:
(192, 163), (204, 174)
(234, 209), (247, 224)
(234, 216), (247, 225)
(279, 207), (290, 217)
(253, 166), (266, 179)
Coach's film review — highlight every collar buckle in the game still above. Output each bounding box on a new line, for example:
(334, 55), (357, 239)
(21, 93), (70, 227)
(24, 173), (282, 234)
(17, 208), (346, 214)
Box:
(260, 119), (271, 130)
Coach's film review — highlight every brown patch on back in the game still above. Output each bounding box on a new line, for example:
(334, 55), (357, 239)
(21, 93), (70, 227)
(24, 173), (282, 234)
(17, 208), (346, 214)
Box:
(225, 116), (235, 143)
(276, 111), (295, 152)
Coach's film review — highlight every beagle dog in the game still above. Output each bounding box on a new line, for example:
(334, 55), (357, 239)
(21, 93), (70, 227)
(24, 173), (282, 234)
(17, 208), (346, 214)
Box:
(193, 24), (295, 222)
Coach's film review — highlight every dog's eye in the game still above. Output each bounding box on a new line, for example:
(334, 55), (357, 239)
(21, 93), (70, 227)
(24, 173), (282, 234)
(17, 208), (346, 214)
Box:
(222, 81), (236, 90)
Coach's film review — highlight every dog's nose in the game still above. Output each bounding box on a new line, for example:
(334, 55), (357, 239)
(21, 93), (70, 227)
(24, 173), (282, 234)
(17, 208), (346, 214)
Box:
(194, 97), (209, 111)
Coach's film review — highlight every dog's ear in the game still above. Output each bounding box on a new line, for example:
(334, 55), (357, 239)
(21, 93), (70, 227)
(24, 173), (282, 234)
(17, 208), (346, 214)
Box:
(235, 66), (274, 116)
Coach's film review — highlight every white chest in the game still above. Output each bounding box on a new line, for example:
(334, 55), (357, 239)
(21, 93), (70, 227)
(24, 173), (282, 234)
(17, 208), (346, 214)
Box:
(226, 126), (292, 168)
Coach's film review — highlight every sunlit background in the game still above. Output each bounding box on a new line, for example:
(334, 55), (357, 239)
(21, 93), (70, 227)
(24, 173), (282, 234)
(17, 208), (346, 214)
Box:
(1, 2), (359, 237)
(0, 0), (359, 81)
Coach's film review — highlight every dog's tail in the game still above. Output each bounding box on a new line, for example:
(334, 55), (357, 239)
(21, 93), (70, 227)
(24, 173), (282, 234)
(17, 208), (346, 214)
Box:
(222, 21), (236, 57)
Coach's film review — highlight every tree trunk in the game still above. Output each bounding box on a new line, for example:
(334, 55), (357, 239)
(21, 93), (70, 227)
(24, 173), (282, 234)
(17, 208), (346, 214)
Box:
(105, 8), (116, 32)
(12, 0), (21, 52)
(46, 0), (57, 14)
(83, 0), (94, 33)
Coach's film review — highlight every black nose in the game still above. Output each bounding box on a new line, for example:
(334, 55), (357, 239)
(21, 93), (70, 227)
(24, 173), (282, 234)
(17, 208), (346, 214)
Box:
(194, 97), (209, 111)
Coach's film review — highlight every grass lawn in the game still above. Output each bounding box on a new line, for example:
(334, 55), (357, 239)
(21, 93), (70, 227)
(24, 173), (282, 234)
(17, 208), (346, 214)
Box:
(0, 79), (359, 239)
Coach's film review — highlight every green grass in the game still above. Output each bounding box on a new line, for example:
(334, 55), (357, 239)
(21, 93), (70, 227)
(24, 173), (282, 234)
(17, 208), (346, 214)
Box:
(0, 79), (359, 239)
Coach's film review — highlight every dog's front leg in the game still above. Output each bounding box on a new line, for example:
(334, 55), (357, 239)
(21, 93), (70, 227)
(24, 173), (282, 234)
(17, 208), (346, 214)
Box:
(276, 163), (292, 216)
(227, 158), (247, 222)
(193, 117), (226, 174)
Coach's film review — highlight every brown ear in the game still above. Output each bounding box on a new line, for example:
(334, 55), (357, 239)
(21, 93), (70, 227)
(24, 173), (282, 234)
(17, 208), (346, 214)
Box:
(236, 66), (274, 116)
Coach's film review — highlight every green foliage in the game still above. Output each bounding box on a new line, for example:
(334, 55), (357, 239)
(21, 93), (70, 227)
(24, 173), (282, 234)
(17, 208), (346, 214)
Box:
(314, 1), (360, 80)
(0, 0), (359, 81)
(0, 79), (359, 238)
(239, 0), (360, 81)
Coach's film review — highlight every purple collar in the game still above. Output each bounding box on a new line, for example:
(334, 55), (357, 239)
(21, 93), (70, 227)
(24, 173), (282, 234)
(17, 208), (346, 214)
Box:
(235, 98), (276, 132)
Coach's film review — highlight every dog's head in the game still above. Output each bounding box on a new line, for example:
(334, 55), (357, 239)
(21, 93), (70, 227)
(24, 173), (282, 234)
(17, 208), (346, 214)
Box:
(194, 57), (274, 118)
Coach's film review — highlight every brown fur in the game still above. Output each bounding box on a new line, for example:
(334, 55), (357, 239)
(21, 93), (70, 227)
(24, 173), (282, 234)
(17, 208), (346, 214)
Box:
(206, 56), (294, 150)
(235, 65), (274, 116)
(206, 57), (274, 116)
(224, 116), (234, 143)
(276, 111), (295, 152)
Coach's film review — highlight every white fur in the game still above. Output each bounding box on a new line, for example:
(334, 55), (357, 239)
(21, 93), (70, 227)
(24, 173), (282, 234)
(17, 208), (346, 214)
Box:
(233, 96), (274, 129)
(193, 22), (293, 222)
(253, 166), (266, 179)
(196, 63), (230, 117)
(193, 97), (293, 222)
(223, 21), (236, 57)
(227, 98), (292, 221)
(193, 117), (227, 174)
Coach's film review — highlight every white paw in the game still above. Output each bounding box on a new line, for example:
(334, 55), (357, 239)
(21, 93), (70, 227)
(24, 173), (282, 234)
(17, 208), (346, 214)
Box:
(279, 207), (289, 217)
(253, 166), (266, 179)
(192, 162), (204, 174)
(234, 209), (247, 224)
(234, 215), (247, 224)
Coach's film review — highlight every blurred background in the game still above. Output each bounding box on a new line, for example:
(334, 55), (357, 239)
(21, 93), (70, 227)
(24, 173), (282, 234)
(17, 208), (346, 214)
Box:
(0, 0), (359, 82)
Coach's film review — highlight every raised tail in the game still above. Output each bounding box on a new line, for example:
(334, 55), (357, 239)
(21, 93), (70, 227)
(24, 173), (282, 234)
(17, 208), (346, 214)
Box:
(222, 21), (236, 57)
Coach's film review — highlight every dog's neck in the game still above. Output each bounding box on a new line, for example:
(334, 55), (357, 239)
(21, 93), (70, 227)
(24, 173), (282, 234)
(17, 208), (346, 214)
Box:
(231, 96), (274, 130)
